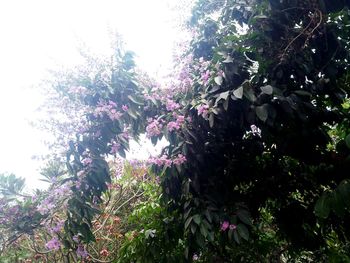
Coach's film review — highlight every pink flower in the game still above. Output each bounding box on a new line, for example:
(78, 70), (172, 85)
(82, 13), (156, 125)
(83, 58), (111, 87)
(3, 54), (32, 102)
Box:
(77, 245), (88, 258)
(72, 235), (79, 243)
(220, 221), (230, 231)
(77, 170), (86, 178)
(173, 154), (187, 165)
(146, 118), (163, 138)
(122, 105), (128, 111)
(166, 99), (181, 111)
(50, 220), (65, 233)
(201, 70), (211, 84)
(167, 121), (180, 132)
(108, 109), (122, 121)
(110, 141), (120, 154)
(149, 155), (172, 167)
(45, 237), (61, 251)
(108, 100), (117, 108)
(229, 224), (237, 230)
(197, 104), (209, 118)
(82, 157), (92, 166)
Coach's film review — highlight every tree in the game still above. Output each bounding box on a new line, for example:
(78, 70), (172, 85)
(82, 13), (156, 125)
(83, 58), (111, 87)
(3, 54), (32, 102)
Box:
(2, 1), (350, 262)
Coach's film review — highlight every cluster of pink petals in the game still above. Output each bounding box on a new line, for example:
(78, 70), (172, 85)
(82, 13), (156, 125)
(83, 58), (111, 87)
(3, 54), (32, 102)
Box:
(110, 141), (121, 154)
(77, 245), (88, 258)
(149, 154), (187, 167)
(94, 100), (123, 121)
(201, 70), (211, 84)
(82, 157), (93, 166)
(173, 154), (187, 165)
(167, 114), (185, 132)
(45, 237), (61, 251)
(49, 220), (65, 233)
(146, 118), (163, 138)
(220, 221), (237, 231)
(166, 99), (181, 111)
(37, 183), (72, 215)
(197, 104), (209, 118)
(149, 155), (172, 167)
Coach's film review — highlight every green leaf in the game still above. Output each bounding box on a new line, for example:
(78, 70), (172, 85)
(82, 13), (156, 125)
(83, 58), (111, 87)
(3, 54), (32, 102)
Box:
(345, 134), (350, 149)
(338, 181), (350, 206)
(233, 86), (243, 99)
(191, 223), (197, 234)
(237, 210), (252, 226)
(314, 194), (331, 219)
(145, 229), (156, 239)
(223, 98), (229, 110)
(193, 214), (201, 225)
(260, 85), (273, 95)
(209, 113), (215, 128)
(228, 228), (233, 240)
(223, 55), (233, 63)
(204, 210), (212, 223)
(242, 82), (256, 102)
(214, 75), (223, 85)
(127, 109), (138, 119)
(233, 230), (240, 244)
(184, 217), (192, 230)
(237, 224), (249, 241)
(127, 95), (144, 105)
(200, 224), (208, 238)
(294, 90), (312, 97)
(256, 105), (268, 122)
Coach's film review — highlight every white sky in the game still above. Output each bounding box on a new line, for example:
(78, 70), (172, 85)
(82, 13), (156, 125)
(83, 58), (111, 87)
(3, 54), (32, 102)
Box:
(0, 0), (191, 190)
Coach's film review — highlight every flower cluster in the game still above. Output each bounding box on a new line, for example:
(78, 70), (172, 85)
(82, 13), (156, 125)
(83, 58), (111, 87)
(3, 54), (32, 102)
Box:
(197, 104), (209, 118)
(45, 237), (61, 251)
(37, 183), (72, 215)
(110, 140), (121, 154)
(220, 221), (237, 231)
(76, 245), (88, 258)
(166, 99), (181, 111)
(94, 100), (123, 121)
(166, 113), (185, 132)
(149, 153), (187, 167)
(146, 118), (163, 138)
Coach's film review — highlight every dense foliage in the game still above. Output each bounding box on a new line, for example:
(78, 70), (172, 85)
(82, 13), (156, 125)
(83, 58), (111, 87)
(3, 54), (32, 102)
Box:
(1, 0), (350, 262)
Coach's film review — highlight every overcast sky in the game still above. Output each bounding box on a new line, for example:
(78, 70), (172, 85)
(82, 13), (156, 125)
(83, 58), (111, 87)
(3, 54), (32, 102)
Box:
(0, 0), (191, 190)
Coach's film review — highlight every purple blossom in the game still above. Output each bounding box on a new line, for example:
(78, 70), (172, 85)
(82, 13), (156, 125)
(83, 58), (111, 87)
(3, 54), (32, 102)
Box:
(50, 220), (65, 233)
(108, 109), (123, 121)
(110, 141), (120, 154)
(146, 118), (163, 138)
(72, 235), (79, 243)
(166, 99), (181, 111)
(149, 155), (172, 167)
(197, 104), (209, 118)
(201, 70), (211, 84)
(94, 100), (122, 121)
(37, 197), (55, 215)
(122, 105), (128, 111)
(229, 224), (237, 230)
(173, 154), (187, 165)
(45, 237), (61, 251)
(77, 170), (86, 178)
(220, 221), (230, 231)
(77, 245), (88, 258)
(167, 121), (180, 132)
(82, 157), (93, 166)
